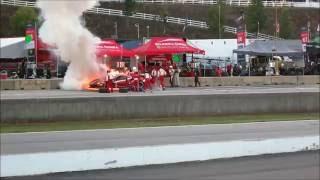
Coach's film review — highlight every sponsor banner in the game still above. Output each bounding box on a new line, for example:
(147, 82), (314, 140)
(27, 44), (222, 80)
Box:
(155, 38), (188, 49)
(237, 31), (246, 47)
(25, 28), (37, 49)
(300, 31), (309, 52)
(300, 31), (310, 44)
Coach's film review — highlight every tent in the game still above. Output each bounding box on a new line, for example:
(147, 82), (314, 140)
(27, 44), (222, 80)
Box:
(132, 37), (205, 55)
(96, 40), (134, 58)
(0, 38), (25, 59)
(233, 40), (303, 56)
(306, 36), (320, 55)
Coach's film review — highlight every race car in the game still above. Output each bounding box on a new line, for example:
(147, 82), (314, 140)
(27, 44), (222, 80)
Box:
(89, 74), (145, 92)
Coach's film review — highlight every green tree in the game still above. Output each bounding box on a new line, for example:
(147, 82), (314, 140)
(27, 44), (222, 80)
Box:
(246, 0), (267, 33)
(10, 7), (38, 35)
(124, 0), (136, 16)
(279, 8), (293, 39)
(208, 1), (225, 38)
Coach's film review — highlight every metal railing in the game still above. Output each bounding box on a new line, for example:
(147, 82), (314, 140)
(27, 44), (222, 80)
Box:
(1, 0), (281, 40)
(102, 0), (319, 8)
(223, 25), (282, 40)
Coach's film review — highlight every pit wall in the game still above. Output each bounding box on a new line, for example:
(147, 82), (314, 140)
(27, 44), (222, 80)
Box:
(0, 76), (319, 90)
(1, 92), (318, 123)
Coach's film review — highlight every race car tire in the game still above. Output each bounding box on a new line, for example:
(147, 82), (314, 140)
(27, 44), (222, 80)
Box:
(119, 88), (129, 93)
(99, 88), (109, 93)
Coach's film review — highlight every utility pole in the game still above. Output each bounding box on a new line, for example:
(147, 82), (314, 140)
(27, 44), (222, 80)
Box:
(146, 25), (150, 38)
(257, 21), (260, 36)
(135, 23), (140, 39)
(218, 4), (221, 39)
(114, 22), (118, 38)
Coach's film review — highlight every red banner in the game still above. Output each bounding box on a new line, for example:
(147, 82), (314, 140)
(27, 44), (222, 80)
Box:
(300, 31), (309, 44)
(237, 31), (246, 46)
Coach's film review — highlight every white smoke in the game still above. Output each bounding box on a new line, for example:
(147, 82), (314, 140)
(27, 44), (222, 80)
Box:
(37, 0), (103, 90)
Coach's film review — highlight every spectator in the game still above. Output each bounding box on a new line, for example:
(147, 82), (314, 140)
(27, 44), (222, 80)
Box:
(174, 66), (181, 87)
(194, 68), (201, 87)
(158, 66), (167, 90)
(168, 65), (175, 87)
(226, 64), (232, 76)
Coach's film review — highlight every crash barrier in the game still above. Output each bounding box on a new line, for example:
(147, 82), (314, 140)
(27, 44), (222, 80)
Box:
(184, 75), (320, 87)
(0, 79), (62, 90)
(1, 76), (319, 90)
(1, 91), (318, 122)
(1, 135), (319, 177)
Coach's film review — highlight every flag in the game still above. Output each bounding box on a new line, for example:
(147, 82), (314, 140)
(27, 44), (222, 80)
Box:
(172, 55), (180, 62)
(25, 34), (33, 44)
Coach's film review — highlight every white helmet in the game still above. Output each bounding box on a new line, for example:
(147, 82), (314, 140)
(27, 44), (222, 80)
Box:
(132, 67), (137, 72)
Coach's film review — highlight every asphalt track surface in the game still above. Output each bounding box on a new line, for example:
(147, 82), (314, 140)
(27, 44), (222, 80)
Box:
(1, 85), (319, 100)
(4, 151), (319, 180)
(1, 120), (319, 155)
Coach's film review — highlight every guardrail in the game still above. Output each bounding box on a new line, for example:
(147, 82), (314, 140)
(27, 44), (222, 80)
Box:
(1, 0), (280, 40)
(102, 0), (319, 8)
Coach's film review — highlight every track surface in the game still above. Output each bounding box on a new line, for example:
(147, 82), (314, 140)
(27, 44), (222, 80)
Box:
(1, 120), (319, 155)
(4, 151), (320, 180)
(1, 85), (319, 100)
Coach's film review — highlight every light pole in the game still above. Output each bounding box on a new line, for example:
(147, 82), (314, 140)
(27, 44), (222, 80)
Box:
(146, 25), (150, 38)
(135, 23), (140, 39)
(257, 21), (260, 36)
(114, 22), (118, 38)
(218, 4), (221, 39)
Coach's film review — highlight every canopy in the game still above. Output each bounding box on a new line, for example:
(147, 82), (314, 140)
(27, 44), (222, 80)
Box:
(37, 39), (56, 50)
(306, 36), (320, 54)
(132, 37), (205, 55)
(96, 40), (134, 58)
(233, 40), (303, 56)
(0, 38), (25, 59)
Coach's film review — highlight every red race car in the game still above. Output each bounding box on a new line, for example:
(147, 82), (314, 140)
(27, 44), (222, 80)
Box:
(89, 74), (145, 92)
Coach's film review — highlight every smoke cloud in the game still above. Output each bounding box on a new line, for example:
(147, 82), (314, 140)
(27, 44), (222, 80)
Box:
(37, 0), (102, 90)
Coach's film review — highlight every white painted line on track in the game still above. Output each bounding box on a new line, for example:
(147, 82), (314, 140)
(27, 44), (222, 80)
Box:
(2, 120), (319, 136)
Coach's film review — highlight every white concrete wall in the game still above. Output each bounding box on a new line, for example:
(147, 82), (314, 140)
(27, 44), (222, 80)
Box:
(1, 136), (319, 177)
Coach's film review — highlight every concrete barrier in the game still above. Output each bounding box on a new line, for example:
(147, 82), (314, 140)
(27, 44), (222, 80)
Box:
(1, 136), (319, 177)
(0, 76), (319, 90)
(0, 79), (62, 90)
(1, 92), (318, 123)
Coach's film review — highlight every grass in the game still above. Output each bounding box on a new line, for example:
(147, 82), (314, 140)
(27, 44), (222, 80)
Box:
(0, 113), (319, 133)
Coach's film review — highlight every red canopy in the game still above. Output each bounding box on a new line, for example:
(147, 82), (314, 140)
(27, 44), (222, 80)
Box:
(96, 40), (134, 58)
(37, 38), (57, 50)
(132, 37), (205, 55)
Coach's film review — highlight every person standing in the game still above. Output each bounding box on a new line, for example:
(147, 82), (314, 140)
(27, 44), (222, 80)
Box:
(194, 68), (200, 87)
(158, 66), (167, 90)
(105, 70), (113, 93)
(144, 71), (152, 92)
(151, 66), (157, 85)
(168, 65), (175, 87)
(174, 66), (181, 87)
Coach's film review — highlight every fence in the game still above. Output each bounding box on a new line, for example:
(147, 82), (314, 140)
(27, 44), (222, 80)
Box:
(1, 0), (281, 40)
(103, 0), (319, 8)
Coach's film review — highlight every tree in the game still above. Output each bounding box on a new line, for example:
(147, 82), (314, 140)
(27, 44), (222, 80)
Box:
(208, 1), (225, 38)
(10, 7), (38, 35)
(246, 0), (267, 33)
(124, 0), (136, 16)
(279, 8), (293, 39)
